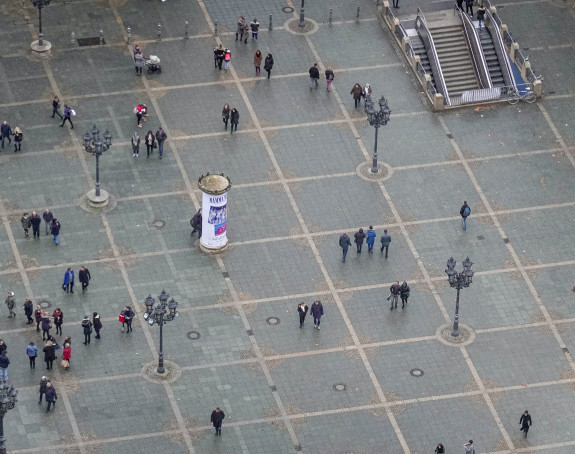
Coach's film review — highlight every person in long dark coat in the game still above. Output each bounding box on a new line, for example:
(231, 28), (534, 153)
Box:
(210, 407), (225, 435)
(93, 312), (102, 339)
(230, 109), (239, 134)
(354, 228), (365, 253)
(43, 339), (56, 370)
(41, 313), (52, 341)
(45, 382), (57, 412)
(39, 376), (49, 403)
(310, 300), (324, 330)
(79, 266), (91, 293)
(34, 305), (43, 332)
(81, 316), (93, 345)
(520, 410), (532, 437)
(23, 298), (34, 324)
(297, 302), (308, 328)
(400, 281), (410, 309)
(264, 54), (274, 79)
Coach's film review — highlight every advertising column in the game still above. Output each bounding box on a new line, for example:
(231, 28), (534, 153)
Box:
(198, 173), (232, 252)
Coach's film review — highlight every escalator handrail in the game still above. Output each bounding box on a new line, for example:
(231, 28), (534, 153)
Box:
(484, 8), (516, 88)
(456, 5), (492, 88)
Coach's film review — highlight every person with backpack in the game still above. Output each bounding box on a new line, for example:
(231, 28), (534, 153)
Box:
(325, 67), (334, 92)
(190, 209), (202, 237)
(60, 105), (74, 129)
(264, 54), (274, 79)
(460, 201), (471, 230)
(223, 48), (231, 70)
(155, 127), (167, 159)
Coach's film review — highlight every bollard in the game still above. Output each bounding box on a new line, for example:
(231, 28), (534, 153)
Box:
(71, 31), (76, 46)
(185, 21), (189, 39)
(214, 20), (218, 36)
(99, 29), (104, 45)
(157, 23), (162, 41)
(356, 6), (360, 23)
(127, 26), (131, 44)
(268, 14), (272, 31)
(328, 8), (333, 26)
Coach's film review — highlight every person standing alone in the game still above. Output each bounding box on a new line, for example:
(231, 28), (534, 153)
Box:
(380, 229), (391, 258)
(460, 201), (471, 230)
(210, 407), (225, 436)
(51, 96), (63, 119)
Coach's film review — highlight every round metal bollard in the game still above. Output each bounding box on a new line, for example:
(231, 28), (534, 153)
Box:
(185, 21), (189, 39)
(157, 23), (162, 41)
(127, 26), (131, 44)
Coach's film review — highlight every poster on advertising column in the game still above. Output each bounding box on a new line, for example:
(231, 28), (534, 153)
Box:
(198, 173), (231, 251)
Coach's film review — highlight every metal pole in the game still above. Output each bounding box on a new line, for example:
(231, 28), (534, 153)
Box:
(452, 286), (460, 337)
(268, 14), (272, 31)
(214, 20), (218, 36)
(99, 29), (104, 45)
(371, 126), (379, 173)
(184, 21), (189, 39)
(127, 26), (131, 44)
(356, 6), (360, 23)
(157, 315), (165, 374)
(71, 32), (76, 46)
(38, 6), (44, 47)
(95, 154), (100, 197)
(329, 8), (333, 26)
(298, 0), (305, 27)
(157, 23), (162, 41)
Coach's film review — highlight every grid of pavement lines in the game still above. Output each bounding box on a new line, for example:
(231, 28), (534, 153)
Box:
(0, 0), (575, 452)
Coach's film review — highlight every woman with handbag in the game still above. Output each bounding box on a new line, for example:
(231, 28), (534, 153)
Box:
(122, 306), (135, 333)
(62, 343), (71, 370)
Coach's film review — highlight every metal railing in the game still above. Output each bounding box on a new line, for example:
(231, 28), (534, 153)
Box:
(395, 22), (408, 41)
(503, 30), (514, 50)
(415, 8), (450, 105)
(385, 6), (395, 24)
(514, 48), (528, 69)
(485, 9), (515, 87)
(456, 4), (491, 88)
(427, 80), (438, 99)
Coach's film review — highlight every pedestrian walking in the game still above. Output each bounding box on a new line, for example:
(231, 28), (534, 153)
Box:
(122, 306), (135, 333)
(214, 44), (225, 70)
(339, 232), (351, 262)
(5, 291), (16, 318)
(222, 104), (230, 130)
(389, 281), (401, 310)
(365, 226), (376, 253)
(79, 266), (91, 293)
(325, 67), (334, 92)
(43, 209), (53, 235)
(38, 376), (49, 403)
(63, 268), (74, 293)
(350, 83), (364, 108)
(235, 16), (245, 41)
(81, 316), (93, 345)
(62, 343), (71, 370)
(155, 127), (167, 159)
(297, 302), (308, 328)
(60, 105), (74, 129)
(145, 130), (155, 158)
(363, 83), (372, 103)
(264, 53), (274, 79)
(52, 308), (63, 335)
(465, 0), (474, 16)
(23, 298), (33, 324)
(250, 18), (259, 40)
(477, 5), (486, 29)
(27, 342), (38, 369)
(460, 201), (471, 230)
(41, 313), (52, 341)
(135, 104), (146, 128)
(1, 120), (12, 149)
(230, 108), (239, 134)
(400, 281), (410, 308)
(93, 312), (102, 339)
(131, 131), (140, 157)
(34, 305), (42, 332)
(464, 440), (475, 454)
(51, 96), (63, 119)
(435, 444), (445, 454)
(0, 352), (9, 380)
(51, 218), (61, 245)
(13, 127), (22, 152)
(310, 300), (324, 329)
(21, 212), (31, 238)
(354, 228), (365, 253)
(210, 407), (226, 435)
(43, 339), (56, 370)
(44, 382), (57, 412)
(309, 63), (320, 88)
(134, 51), (145, 75)
(190, 209), (202, 237)
(0, 340), (5, 356)
(393, 0), (399, 7)
(243, 23), (249, 43)
(223, 48), (231, 70)
(254, 50), (262, 76)
(30, 211), (41, 238)
(380, 229), (391, 258)
(520, 410), (532, 437)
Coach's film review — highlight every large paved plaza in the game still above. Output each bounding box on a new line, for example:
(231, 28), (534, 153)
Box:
(1, 0), (575, 452)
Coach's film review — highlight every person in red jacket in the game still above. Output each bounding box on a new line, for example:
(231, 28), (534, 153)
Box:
(62, 343), (71, 370)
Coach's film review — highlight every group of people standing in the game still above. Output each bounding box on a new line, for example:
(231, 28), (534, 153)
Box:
(62, 266), (91, 293)
(1, 120), (23, 152)
(339, 227), (392, 261)
(20, 209), (61, 245)
(221, 104), (240, 133)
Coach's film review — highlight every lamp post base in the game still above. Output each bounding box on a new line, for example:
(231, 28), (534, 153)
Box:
(86, 189), (110, 208)
(199, 239), (229, 254)
(30, 40), (52, 55)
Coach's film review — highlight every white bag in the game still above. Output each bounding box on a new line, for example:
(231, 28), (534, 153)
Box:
(71, 109), (76, 117)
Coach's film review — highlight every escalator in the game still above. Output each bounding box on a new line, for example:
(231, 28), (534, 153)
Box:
(478, 28), (505, 87)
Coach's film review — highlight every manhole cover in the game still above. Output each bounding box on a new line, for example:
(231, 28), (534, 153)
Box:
(333, 383), (346, 391)
(266, 317), (280, 326)
(410, 368), (424, 377)
(38, 299), (52, 309)
(282, 6), (295, 13)
(152, 219), (165, 228)
(77, 37), (104, 47)
(187, 331), (200, 340)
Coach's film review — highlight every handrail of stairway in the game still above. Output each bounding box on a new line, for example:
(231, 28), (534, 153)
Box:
(415, 8), (450, 106)
(456, 4), (492, 88)
(484, 8), (516, 87)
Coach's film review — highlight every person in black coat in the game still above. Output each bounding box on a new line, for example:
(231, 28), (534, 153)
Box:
(44, 382), (57, 412)
(400, 281), (410, 309)
(465, 0), (473, 16)
(79, 266), (91, 293)
(210, 407), (225, 435)
(520, 410), (532, 437)
(23, 298), (34, 324)
(93, 312), (103, 339)
(310, 300), (324, 329)
(389, 281), (401, 310)
(0, 339), (6, 356)
(222, 104), (230, 130)
(39, 376), (49, 403)
(52, 308), (63, 336)
(122, 306), (135, 333)
(297, 302), (308, 328)
(41, 313), (52, 341)
(51, 96), (63, 119)
(30, 211), (42, 238)
(354, 228), (365, 253)
(34, 305), (43, 331)
(309, 63), (320, 89)
(339, 232), (351, 262)
(190, 209), (202, 237)
(264, 54), (274, 79)
(230, 109), (239, 134)
(81, 316), (93, 345)
(43, 340), (56, 370)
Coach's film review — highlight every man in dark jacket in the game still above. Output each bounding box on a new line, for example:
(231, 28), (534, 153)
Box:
(30, 211), (42, 239)
(520, 410), (532, 437)
(51, 96), (63, 119)
(60, 105), (74, 129)
(250, 18), (259, 40)
(1, 121), (12, 149)
(78, 266), (91, 293)
(339, 232), (351, 262)
(380, 229), (391, 258)
(0, 352), (10, 380)
(190, 209), (202, 238)
(210, 407), (225, 435)
(43, 209), (53, 235)
(39, 376), (49, 402)
(5, 291), (15, 318)
(354, 228), (365, 253)
(389, 281), (401, 310)
(309, 63), (320, 89)
(45, 382), (57, 412)
(51, 218), (61, 245)
(460, 201), (471, 230)
(310, 300), (324, 329)
(155, 127), (167, 159)
(81, 316), (93, 345)
(230, 109), (239, 134)
(23, 298), (34, 324)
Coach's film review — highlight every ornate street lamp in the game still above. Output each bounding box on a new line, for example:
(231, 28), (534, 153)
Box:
(298, 0), (305, 27)
(364, 95), (391, 174)
(0, 380), (18, 454)
(144, 290), (179, 374)
(30, 0), (51, 49)
(83, 124), (112, 207)
(445, 257), (474, 337)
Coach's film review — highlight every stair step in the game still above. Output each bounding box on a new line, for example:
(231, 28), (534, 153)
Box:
(444, 73), (479, 83)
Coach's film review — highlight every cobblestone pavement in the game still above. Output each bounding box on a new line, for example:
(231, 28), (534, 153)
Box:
(0, 0), (574, 452)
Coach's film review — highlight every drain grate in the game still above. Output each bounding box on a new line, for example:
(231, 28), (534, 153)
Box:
(77, 37), (104, 46)
(187, 331), (200, 340)
(410, 368), (424, 377)
(266, 317), (280, 326)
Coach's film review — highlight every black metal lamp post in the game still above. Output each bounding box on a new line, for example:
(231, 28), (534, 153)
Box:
(0, 380), (18, 454)
(445, 257), (474, 337)
(83, 124), (112, 198)
(144, 290), (179, 374)
(364, 95), (391, 174)
(298, 0), (305, 27)
(31, 0), (51, 47)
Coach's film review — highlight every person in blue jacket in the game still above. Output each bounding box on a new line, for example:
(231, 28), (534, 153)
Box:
(365, 226), (376, 253)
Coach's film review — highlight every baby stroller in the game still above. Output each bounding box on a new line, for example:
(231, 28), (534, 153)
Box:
(146, 55), (162, 74)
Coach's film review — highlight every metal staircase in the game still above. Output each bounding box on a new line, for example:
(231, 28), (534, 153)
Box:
(478, 28), (505, 87)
